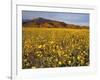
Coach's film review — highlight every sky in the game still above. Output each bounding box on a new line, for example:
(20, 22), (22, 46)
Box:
(22, 11), (89, 26)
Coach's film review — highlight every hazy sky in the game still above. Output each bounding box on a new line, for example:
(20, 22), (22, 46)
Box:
(22, 11), (89, 26)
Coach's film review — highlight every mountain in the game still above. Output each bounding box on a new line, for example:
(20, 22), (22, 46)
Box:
(22, 17), (89, 29)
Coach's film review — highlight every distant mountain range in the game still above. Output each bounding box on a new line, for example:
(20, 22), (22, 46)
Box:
(22, 17), (89, 29)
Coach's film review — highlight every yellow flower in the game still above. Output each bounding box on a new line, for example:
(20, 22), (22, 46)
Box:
(55, 59), (58, 62)
(43, 44), (46, 48)
(38, 45), (42, 48)
(83, 51), (86, 53)
(77, 56), (81, 60)
(80, 60), (84, 65)
(68, 61), (71, 65)
(26, 63), (30, 66)
(37, 54), (40, 57)
(24, 59), (27, 62)
(58, 61), (62, 65)
(64, 54), (68, 57)
(50, 41), (54, 44)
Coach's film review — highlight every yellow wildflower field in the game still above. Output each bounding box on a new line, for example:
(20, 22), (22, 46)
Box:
(22, 28), (89, 69)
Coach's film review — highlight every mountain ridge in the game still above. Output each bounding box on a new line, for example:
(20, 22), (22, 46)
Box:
(22, 17), (89, 29)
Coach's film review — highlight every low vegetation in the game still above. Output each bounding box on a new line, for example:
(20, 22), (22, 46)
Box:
(22, 28), (89, 69)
